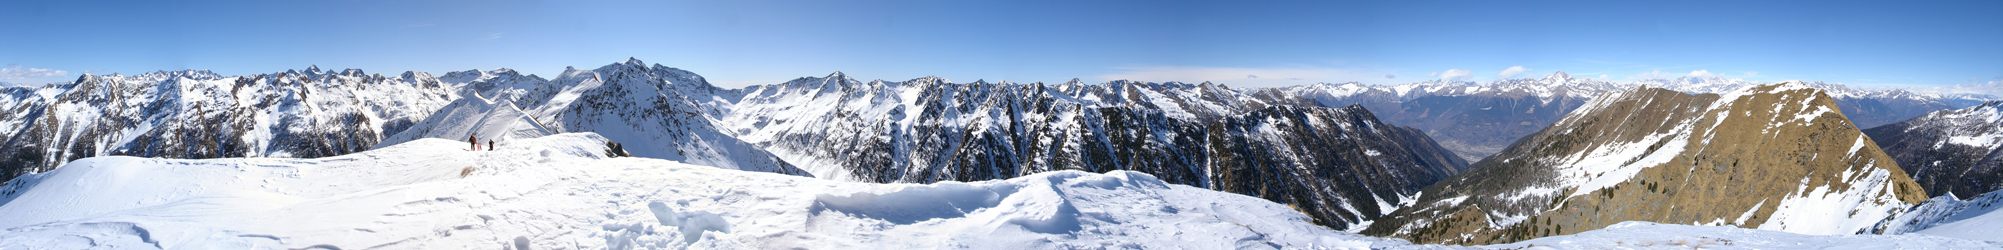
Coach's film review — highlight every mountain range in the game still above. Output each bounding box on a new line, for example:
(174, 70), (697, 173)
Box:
(0, 59), (1997, 244)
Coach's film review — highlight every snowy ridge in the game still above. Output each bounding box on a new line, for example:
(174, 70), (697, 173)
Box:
(0, 67), (459, 181)
(0, 132), (1438, 249)
(1919, 101), (2003, 149)
(380, 58), (807, 176)
(1872, 190), (2003, 240)
(373, 91), (556, 149)
(1361, 82), (1931, 244)
(0, 133), (1989, 249)
(719, 72), (1468, 230)
(1863, 100), (2003, 198)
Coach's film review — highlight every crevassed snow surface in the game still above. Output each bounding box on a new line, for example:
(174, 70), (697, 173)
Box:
(0, 133), (1433, 249)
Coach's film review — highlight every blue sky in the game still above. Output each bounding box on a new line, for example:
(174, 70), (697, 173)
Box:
(1, 0), (1998, 89)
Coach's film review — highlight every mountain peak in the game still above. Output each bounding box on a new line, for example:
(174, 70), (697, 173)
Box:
(623, 57), (644, 65)
(1547, 71), (1572, 80)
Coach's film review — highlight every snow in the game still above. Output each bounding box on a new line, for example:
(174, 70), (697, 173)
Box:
(1846, 134), (1868, 156)
(1913, 196), (2003, 242)
(1877, 190), (2003, 242)
(1559, 129), (1691, 198)
(1758, 167), (1908, 235)
(1946, 133), (2003, 149)
(0, 132), (1430, 249)
(1491, 221), (1999, 250)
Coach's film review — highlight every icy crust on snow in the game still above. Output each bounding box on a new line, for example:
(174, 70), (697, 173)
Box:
(1490, 221), (2000, 249)
(0, 132), (1442, 249)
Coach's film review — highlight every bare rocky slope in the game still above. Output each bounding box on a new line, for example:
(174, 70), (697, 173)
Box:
(1360, 82), (1930, 244)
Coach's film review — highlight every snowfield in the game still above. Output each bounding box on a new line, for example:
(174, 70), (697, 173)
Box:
(0, 133), (1421, 249)
(1492, 221), (1999, 250)
(0, 132), (1995, 249)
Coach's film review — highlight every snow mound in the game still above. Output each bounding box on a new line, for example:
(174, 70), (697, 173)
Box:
(0, 132), (1428, 249)
(1885, 190), (2003, 242)
(1491, 221), (2000, 249)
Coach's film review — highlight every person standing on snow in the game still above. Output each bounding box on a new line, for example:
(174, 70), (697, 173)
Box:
(489, 139), (495, 151)
(470, 135), (479, 151)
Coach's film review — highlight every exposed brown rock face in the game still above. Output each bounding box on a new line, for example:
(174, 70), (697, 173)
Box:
(1361, 82), (1928, 245)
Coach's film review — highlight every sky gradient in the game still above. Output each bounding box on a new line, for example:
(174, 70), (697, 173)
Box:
(2, 0), (1999, 89)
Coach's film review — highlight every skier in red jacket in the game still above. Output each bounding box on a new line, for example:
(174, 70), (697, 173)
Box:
(470, 135), (479, 151)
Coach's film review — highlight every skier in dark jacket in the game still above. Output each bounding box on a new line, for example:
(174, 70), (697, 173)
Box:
(489, 139), (495, 151)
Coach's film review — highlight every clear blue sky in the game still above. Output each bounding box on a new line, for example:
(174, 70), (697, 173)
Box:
(2, 0), (1998, 89)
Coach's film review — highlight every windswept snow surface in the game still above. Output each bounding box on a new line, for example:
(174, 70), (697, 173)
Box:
(1874, 190), (2003, 242)
(1490, 221), (1999, 249)
(0, 132), (1435, 249)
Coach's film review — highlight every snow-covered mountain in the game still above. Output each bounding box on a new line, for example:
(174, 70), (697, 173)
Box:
(1278, 72), (1621, 161)
(380, 59), (808, 176)
(2, 59), (1993, 240)
(1276, 72), (1994, 161)
(1864, 100), (2003, 198)
(719, 73), (1467, 230)
(0, 67), (458, 182)
(1360, 82), (1930, 244)
(0, 132), (1992, 249)
(1871, 189), (2003, 241)
(0, 132), (1429, 249)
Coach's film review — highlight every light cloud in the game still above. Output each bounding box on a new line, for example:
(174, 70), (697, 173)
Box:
(0, 65), (68, 80)
(1385, 74), (1395, 79)
(1686, 70), (1716, 78)
(1437, 69), (1472, 81)
(1892, 80), (2003, 97)
(1497, 66), (1530, 79)
(1744, 71), (1758, 77)
(1426, 72), (1439, 77)
(483, 32), (505, 40)
(1097, 65), (1392, 87)
(404, 23), (436, 28)
(1599, 74), (1610, 80)
(1634, 70), (1679, 79)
